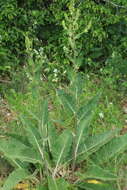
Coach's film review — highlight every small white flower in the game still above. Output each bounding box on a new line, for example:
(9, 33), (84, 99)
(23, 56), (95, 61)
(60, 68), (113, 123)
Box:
(99, 112), (104, 119)
(109, 102), (113, 105)
(87, 74), (90, 79)
(63, 70), (66, 74)
(7, 113), (11, 116)
(54, 73), (57, 77)
(123, 106), (127, 114)
(53, 69), (58, 73)
(125, 120), (127, 124)
(52, 78), (58, 82)
(39, 47), (44, 52)
(0, 35), (2, 41)
(34, 49), (39, 55)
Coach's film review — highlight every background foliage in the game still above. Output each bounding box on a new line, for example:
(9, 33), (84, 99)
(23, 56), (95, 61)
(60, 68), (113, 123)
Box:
(0, 0), (127, 83)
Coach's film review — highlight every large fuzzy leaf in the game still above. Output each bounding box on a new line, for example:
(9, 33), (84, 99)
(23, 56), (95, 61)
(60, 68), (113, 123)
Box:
(77, 129), (119, 162)
(57, 178), (71, 190)
(21, 125), (50, 170)
(52, 130), (73, 166)
(74, 114), (93, 162)
(20, 115), (45, 157)
(57, 90), (76, 115)
(93, 133), (127, 164)
(0, 132), (30, 146)
(24, 125), (42, 150)
(48, 177), (70, 190)
(76, 182), (116, 190)
(0, 138), (42, 164)
(39, 100), (48, 138)
(74, 94), (100, 162)
(21, 122), (52, 171)
(69, 73), (83, 101)
(48, 176), (59, 190)
(20, 116), (41, 149)
(77, 165), (117, 181)
(77, 94), (100, 124)
(36, 184), (48, 190)
(47, 122), (57, 153)
(2, 168), (30, 190)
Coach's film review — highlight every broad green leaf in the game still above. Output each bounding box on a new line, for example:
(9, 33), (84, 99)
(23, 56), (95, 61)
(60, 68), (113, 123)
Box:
(23, 125), (45, 162)
(21, 109), (40, 123)
(57, 90), (76, 115)
(4, 157), (30, 170)
(0, 138), (42, 164)
(77, 165), (117, 181)
(47, 122), (57, 153)
(36, 184), (48, 190)
(1, 132), (30, 146)
(74, 94), (100, 163)
(85, 130), (119, 152)
(77, 129), (119, 162)
(11, 160), (29, 170)
(2, 168), (30, 190)
(74, 114), (93, 162)
(23, 124), (42, 150)
(48, 176), (59, 190)
(20, 116), (44, 155)
(48, 177), (70, 190)
(57, 178), (71, 190)
(76, 182), (117, 190)
(20, 116), (41, 149)
(69, 73), (83, 101)
(39, 100), (48, 138)
(77, 93), (100, 124)
(93, 133), (127, 164)
(52, 130), (73, 166)
(21, 117), (52, 171)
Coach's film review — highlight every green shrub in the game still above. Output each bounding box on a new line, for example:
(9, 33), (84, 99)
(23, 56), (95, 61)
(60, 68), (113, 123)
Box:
(1, 0), (127, 82)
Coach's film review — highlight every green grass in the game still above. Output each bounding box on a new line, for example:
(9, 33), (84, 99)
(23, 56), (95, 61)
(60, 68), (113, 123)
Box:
(83, 74), (125, 133)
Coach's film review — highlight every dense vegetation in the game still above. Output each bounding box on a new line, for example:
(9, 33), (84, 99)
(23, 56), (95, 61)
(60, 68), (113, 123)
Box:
(1, 0), (127, 83)
(0, 0), (127, 190)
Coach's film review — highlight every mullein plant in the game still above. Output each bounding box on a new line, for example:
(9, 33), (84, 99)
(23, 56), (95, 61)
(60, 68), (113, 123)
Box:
(0, 74), (127, 190)
(62, 0), (92, 71)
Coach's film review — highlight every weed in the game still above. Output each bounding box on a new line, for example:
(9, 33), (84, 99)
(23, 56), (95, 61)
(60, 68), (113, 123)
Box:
(0, 74), (127, 190)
